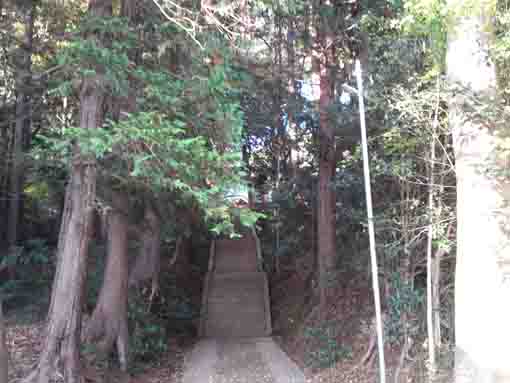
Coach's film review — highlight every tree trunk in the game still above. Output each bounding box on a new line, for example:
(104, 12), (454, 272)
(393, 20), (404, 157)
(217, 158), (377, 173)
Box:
(175, 235), (192, 279)
(6, 0), (35, 269)
(24, 1), (111, 382)
(84, 192), (129, 371)
(314, 0), (337, 313)
(128, 204), (161, 288)
(399, 180), (413, 332)
(84, 0), (138, 368)
(25, 155), (97, 383)
(120, 0), (158, 291)
(433, 157), (451, 350)
(0, 300), (7, 383)
(432, 246), (442, 347)
(287, 16), (297, 181)
(84, 0), (137, 367)
(242, 145), (255, 209)
(447, 4), (510, 381)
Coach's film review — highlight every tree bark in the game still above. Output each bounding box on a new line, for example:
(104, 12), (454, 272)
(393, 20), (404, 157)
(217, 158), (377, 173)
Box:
(399, 180), (413, 334)
(6, 0), (35, 269)
(175, 235), (192, 279)
(84, 192), (129, 371)
(25, 156), (97, 383)
(447, 4), (510, 381)
(314, 0), (337, 314)
(128, 204), (161, 288)
(120, 0), (136, 20)
(24, 1), (111, 382)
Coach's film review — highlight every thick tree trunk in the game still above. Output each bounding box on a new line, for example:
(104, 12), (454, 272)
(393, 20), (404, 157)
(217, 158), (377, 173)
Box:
(84, 0), (137, 367)
(447, 5), (510, 382)
(7, 99), (24, 253)
(84, 192), (129, 371)
(129, 204), (161, 288)
(84, 0), (138, 369)
(314, 1), (337, 312)
(6, 0), (34, 269)
(0, 300), (7, 383)
(25, 155), (97, 383)
(175, 235), (192, 279)
(24, 2), (111, 382)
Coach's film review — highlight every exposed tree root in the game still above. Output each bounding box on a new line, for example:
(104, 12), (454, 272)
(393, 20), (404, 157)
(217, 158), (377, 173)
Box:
(349, 330), (377, 374)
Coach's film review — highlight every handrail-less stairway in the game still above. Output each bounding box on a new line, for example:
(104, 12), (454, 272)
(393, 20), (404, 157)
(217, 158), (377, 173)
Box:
(199, 233), (272, 337)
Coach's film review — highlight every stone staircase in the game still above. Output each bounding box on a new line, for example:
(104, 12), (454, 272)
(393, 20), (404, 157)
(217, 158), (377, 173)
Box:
(199, 234), (272, 337)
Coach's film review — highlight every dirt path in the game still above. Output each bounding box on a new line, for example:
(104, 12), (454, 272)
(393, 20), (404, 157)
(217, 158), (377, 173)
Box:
(182, 338), (305, 383)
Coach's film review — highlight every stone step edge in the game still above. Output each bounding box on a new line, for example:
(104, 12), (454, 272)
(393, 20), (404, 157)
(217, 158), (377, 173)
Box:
(208, 271), (267, 279)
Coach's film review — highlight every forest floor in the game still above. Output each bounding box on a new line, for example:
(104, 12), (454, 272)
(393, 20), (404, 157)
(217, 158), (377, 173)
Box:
(4, 272), (402, 383)
(4, 303), (190, 383)
(5, 280), (446, 383)
(270, 266), (423, 383)
(5, 304), (45, 383)
(4, 257), (447, 383)
(3, 262), (199, 383)
(4, 301), (383, 383)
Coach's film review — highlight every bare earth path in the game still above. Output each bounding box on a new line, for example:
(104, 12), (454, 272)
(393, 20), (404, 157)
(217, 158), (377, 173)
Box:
(183, 235), (305, 383)
(182, 338), (305, 383)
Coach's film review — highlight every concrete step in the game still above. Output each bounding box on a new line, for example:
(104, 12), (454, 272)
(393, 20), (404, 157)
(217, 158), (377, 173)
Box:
(205, 308), (267, 337)
(214, 237), (258, 273)
(201, 271), (271, 338)
(208, 290), (264, 301)
(207, 294), (265, 313)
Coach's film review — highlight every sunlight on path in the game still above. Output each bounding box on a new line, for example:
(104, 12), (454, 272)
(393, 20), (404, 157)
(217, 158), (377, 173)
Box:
(182, 338), (305, 383)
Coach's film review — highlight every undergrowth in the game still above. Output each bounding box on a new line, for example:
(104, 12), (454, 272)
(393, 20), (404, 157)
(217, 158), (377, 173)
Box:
(304, 322), (353, 369)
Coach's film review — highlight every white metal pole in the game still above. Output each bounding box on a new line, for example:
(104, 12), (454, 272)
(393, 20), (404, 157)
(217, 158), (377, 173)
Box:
(426, 77), (440, 376)
(355, 59), (386, 383)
